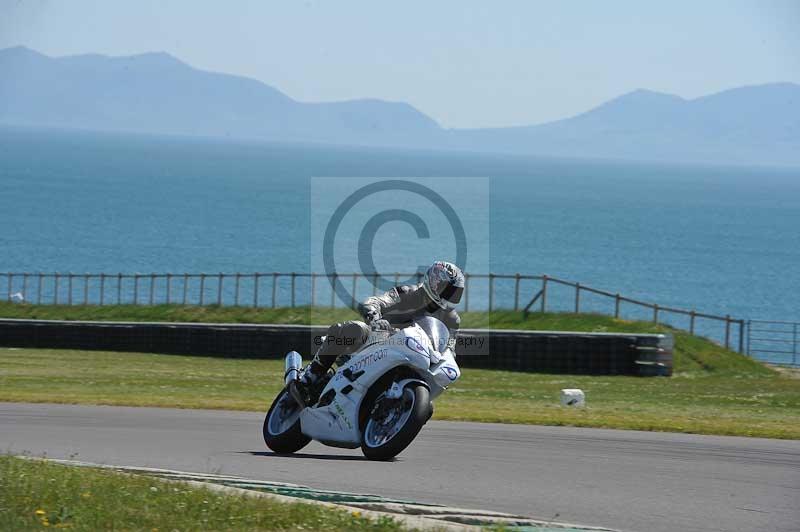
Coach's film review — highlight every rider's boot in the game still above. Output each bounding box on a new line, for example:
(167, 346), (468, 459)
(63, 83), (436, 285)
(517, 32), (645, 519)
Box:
(288, 320), (368, 407)
(288, 360), (326, 407)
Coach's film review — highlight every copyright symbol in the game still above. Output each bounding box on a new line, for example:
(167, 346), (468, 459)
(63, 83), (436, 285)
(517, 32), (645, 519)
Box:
(322, 179), (467, 307)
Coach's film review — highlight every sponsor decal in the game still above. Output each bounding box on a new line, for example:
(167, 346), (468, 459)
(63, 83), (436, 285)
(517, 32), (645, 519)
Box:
(347, 348), (388, 373)
(332, 400), (352, 430)
(442, 366), (459, 381)
(405, 337), (429, 357)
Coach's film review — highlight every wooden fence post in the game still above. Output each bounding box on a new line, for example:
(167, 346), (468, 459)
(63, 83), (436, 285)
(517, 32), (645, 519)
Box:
(746, 319), (752, 355)
(253, 274), (260, 308)
(540, 274), (548, 313)
(724, 315), (731, 349)
(464, 273), (470, 312)
(738, 320), (745, 354)
(488, 274), (495, 312)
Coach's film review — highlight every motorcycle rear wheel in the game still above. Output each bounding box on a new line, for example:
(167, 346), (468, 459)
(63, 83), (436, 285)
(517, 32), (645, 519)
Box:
(360, 383), (431, 461)
(263, 388), (311, 454)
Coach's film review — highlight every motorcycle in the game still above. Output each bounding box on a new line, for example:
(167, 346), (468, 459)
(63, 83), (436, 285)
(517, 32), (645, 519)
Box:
(263, 316), (461, 460)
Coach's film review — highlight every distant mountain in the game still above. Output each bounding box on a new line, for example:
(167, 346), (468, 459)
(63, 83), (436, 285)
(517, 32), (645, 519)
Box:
(0, 46), (440, 146)
(447, 84), (800, 165)
(2, 46), (798, 166)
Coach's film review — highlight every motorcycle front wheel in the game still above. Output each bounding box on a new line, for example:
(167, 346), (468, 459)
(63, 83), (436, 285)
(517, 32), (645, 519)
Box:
(263, 388), (311, 454)
(360, 383), (431, 460)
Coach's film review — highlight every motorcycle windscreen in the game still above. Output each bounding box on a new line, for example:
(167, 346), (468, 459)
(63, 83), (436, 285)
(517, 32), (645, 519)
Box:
(416, 316), (450, 353)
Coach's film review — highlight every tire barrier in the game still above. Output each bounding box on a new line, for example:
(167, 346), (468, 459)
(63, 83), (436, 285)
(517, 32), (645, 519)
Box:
(0, 319), (672, 376)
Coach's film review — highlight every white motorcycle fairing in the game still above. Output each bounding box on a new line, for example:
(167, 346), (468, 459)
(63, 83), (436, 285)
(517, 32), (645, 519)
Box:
(298, 322), (461, 448)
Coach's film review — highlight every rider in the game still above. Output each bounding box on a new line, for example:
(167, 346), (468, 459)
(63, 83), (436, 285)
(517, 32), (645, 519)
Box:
(289, 261), (465, 406)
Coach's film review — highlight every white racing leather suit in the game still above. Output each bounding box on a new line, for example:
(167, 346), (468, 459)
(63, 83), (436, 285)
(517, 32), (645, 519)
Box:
(313, 283), (460, 371)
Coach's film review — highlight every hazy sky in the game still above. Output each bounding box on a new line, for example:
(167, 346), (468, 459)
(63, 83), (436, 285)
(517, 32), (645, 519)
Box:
(2, 0), (799, 128)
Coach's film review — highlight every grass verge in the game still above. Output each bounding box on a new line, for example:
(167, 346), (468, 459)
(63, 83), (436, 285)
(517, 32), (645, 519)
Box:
(1, 303), (796, 438)
(1, 346), (798, 439)
(0, 455), (402, 531)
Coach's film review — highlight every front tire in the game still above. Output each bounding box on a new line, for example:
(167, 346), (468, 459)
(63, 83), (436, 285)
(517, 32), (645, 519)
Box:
(263, 388), (310, 454)
(361, 383), (431, 460)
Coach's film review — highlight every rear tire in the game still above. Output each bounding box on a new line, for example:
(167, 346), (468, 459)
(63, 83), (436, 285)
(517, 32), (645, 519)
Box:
(360, 383), (430, 461)
(263, 388), (311, 454)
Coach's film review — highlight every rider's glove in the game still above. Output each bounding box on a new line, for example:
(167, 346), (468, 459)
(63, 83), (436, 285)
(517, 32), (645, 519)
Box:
(370, 319), (393, 332)
(364, 308), (381, 324)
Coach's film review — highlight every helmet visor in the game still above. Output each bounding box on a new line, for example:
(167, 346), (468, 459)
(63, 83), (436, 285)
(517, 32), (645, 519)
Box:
(439, 284), (464, 305)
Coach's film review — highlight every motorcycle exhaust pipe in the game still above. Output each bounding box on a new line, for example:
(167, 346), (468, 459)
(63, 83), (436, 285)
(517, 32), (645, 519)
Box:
(284, 351), (303, 386)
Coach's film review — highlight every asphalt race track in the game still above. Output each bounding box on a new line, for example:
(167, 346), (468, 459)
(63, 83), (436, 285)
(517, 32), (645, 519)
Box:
(2, 403), (798, 532)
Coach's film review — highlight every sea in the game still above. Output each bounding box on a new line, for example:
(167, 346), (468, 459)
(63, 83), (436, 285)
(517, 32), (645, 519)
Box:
(1, 125), (798, 350)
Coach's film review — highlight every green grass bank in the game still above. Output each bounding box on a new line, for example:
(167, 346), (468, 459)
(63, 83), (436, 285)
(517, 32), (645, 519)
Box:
(0, 456), (402, 531)
(1, 303), (797, 439)
(0, 302), (772, 374)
